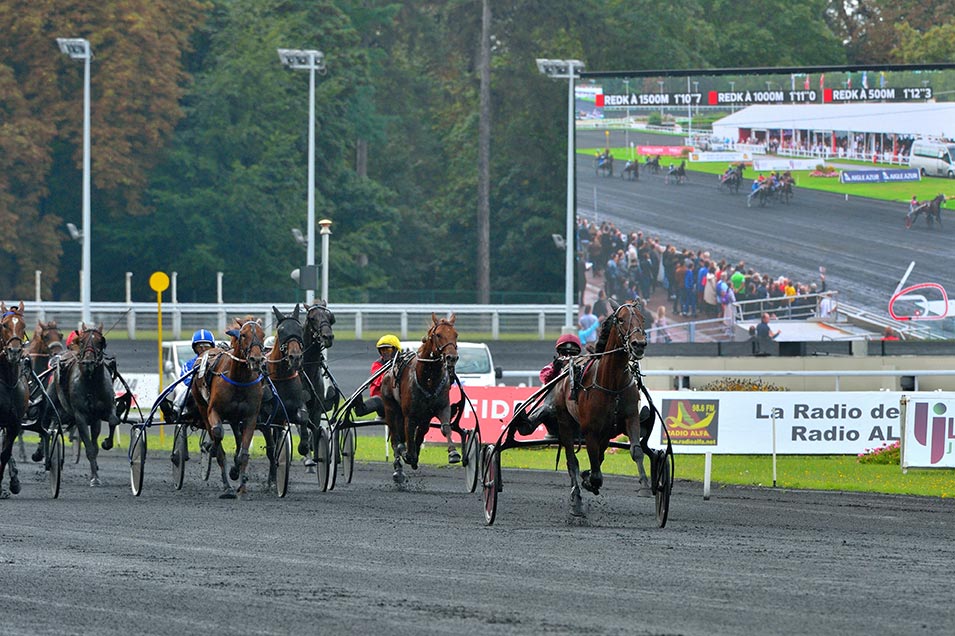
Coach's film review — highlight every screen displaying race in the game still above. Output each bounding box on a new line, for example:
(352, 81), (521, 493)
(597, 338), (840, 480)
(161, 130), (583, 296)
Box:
(574, 65), (955, 324)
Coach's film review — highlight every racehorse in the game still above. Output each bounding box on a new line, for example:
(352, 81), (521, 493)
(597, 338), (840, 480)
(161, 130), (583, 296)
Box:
(260, 304), (308, 488)
(381, 313), (459, 484)
(621, 160), (639, 181)
(48, 323), (119, 486)
(645, 155), (661, 174)
(191, 316), (266, 498)
(551, 301), (652, 516)
(301, 301), (337, 461)
(718, 164), (743, 193)
(778, 171), (795, 204)
(28, 320), (64, 375)
(665, 160), (687, 185)
(0, 302), (29, 497)
(906, 193), (947, 229)
(595, 150), (614, 177)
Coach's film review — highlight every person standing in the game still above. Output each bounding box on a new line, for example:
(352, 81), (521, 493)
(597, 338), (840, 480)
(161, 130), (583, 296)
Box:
(577, 304), (599, 346)
(755, 312), (780, 354)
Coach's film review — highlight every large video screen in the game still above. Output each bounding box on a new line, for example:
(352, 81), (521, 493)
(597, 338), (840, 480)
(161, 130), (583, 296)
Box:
(574, 65), (955, 328)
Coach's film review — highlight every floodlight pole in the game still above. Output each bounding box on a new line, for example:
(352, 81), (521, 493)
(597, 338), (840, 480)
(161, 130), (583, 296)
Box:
(278, 48), (326, 304)
(537, 58), (584, 333)
(57, 37), (93, 325)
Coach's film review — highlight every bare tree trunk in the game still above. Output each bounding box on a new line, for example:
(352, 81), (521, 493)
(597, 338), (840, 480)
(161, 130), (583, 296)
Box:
(476, 0), (491, 304)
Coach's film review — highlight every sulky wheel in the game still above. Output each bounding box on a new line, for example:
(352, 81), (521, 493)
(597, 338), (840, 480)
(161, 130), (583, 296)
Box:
(49, 428), (65, 499)
(129, 427), (147, 497)
(654, 448), (674, 528)
(275, 425), (292, 498)
(463, 428), (481, 493)
(328, 428), (341, 492)
(314, 424), (331, 492)
(171, 423), (188, 491)
(198, 429), (213, 481)
(340, 426), (356, 484)
(481, 444), (501, 526)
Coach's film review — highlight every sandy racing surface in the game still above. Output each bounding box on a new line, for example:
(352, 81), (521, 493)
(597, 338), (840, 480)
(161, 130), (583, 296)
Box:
(2, 449), (953, 636)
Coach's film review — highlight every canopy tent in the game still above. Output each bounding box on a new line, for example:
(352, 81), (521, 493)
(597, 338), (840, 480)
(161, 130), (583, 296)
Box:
(712, 102), (955, 141)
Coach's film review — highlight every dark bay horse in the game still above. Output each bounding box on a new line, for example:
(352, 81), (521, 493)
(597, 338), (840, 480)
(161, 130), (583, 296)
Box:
(0, 302), (29, 497)
(906, 193), (948, 229)
(553, 302), (651, 516)
(261, 304), (308, 488)
(381, 313), (459, 484)
(621, 160), (639, 181)
(192, 316), (266, 498)
(301, 301), (336, 460)
(49, 324), (119, 486)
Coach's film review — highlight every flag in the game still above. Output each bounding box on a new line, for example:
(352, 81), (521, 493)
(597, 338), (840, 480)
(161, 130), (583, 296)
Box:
(862, 71), (868, 89)
(804, 75), (810, 90)
(820, 73), (825, 90)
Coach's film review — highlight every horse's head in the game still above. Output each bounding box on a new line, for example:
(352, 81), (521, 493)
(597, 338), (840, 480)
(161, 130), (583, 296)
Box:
(271, 304), (304, 372)
(304, 300), (336, 350)
(76, 323), (107, 374)
(607, 302), (647, 363)
(33, 320), (65, 356)
(0, 301), (27, 365)
(226, 316), (266, 375)
(422, 312), (459, 373)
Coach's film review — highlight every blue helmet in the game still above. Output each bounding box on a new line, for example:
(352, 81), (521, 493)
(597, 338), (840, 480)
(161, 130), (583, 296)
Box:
(191, 329), (215, 351)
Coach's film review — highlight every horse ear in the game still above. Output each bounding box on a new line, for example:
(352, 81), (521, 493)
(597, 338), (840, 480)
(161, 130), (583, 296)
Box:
(431, 312), (439, 324)
(96, 322), (103, 332)
(233, 316), (242, 327)
(292, 303), (300, 320)
(17, 301), (24, 313)
(272, 306), (283, 322)
(0, 302), (6, 312)
(448, 313), (456, 325)
(318, 299), (327, 307)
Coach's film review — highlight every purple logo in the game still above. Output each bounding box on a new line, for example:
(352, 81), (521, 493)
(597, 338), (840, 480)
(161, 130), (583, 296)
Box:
(912, 402), (955, 464)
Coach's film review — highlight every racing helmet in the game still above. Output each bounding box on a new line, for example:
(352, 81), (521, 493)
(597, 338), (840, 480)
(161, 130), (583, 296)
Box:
(66, 330), (79, 348)
(376, 334), (401, 351)
(264, 336), (276, 350)
(555, 333), (582, 356)
(191, 329), (215, 352)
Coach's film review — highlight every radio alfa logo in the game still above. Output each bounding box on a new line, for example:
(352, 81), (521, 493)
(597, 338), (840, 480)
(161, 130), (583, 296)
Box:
(662, 398), (718, 445)
(912, 401), (955, 464)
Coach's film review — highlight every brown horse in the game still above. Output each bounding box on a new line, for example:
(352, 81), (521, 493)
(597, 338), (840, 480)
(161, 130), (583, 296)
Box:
(49, 323), (119, 486)
(553, 301), (650, 516)
(28, 320), (64, 375)
(192, 316), (266, 498)
(0, 302), (29, 497)
(381, 313), (459, 484)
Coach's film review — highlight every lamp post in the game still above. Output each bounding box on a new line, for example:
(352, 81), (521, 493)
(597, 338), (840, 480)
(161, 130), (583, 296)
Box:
(278, 48), (326, 305)
(57, 37), (93, 325)
(319, 219), (332, 302)
(729, 80), (736, 113)
(623, 78), (630, 150)
(693, 81), (699, 116)
(657, 79), (665, 119)
(536, 58), (584, 333)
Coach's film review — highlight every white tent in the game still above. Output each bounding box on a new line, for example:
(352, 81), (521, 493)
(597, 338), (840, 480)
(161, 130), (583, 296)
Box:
(712, 102), (955, 141)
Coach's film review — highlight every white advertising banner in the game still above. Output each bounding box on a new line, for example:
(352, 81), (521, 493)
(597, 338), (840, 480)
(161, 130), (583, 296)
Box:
(752, 158), (819, 171)
(688, 151), (751, 163)
(901, 395), (955, 469)
(114, 373), (160, 413)
(643, 391), (909, 454)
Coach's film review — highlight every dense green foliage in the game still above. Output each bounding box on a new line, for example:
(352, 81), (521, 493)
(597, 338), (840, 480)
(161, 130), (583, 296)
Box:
(3, 1), (952, 303)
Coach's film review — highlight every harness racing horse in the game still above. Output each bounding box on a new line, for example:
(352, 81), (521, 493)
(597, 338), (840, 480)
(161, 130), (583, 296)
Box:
(665, 160), (687, 185)
(24, 320), (64, 462)
(595, 151), (614, 177)
(905, 193), (947, 229)
(621, 160), (639, 181)
(645, 155), (661, 174)
(48, 324), (119, 486)
(301, 301), (337, 462)
(192, 316), (266, 498)
(260, 305), (308, 489)
(0, 303), (29, 497)
(553, 302), (652, 516)
(381, 313), (459, 484)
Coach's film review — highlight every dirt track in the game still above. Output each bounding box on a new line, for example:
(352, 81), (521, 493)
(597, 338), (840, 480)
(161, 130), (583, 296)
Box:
(2, 449), (953, 636)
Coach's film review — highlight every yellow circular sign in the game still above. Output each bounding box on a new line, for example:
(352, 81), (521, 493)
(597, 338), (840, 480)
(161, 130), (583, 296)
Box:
(149, 271), (170, 293)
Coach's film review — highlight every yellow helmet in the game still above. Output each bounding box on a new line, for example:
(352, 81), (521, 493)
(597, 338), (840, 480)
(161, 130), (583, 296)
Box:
(376, 334), (401, 350)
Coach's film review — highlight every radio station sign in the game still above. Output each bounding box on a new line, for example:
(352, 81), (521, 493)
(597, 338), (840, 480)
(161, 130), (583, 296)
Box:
(604, 86), (936, 108)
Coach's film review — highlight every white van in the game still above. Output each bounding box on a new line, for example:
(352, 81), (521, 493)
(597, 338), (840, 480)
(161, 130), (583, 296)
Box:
(401, 340), (502, 387)
(909, 140), (955, 178)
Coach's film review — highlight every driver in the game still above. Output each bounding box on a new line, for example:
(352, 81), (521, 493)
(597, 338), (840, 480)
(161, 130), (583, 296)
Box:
(353, 334), (401, 419)
(160, 328), (215, 423)
(513, 334), (583, 440)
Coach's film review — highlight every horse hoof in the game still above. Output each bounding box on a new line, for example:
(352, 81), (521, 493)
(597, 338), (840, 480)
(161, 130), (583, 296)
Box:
(101, 438), (114, 451)
(636, 477), (653, 498)
(237, 484), (248, 495)
(219, 489), (237, 499)
(90, 477), (101, 487)
(297, 440), (310, 456)
(229, 466), (240, 481)
(9, 477), (21, 495)
(31, 449), (44, 463)
(0, 490), (9, 499)
(447, 449), (462, 464)
(392, 470), (405, 484)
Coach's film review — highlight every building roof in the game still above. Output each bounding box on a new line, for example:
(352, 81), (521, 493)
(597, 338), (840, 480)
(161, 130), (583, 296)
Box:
(712, 102), (955, 138)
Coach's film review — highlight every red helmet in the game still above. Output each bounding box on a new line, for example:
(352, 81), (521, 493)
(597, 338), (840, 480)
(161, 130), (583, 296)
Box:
(555, 333), (582, 355)
(66, 330), (79, 348)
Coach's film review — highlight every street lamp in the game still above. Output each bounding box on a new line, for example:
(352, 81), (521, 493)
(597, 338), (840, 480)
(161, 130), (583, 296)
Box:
(278, 47), (326, 304)
(319, 219), (332, 302)
(536, 58), (584, 333)
(57, 37), (93, 325)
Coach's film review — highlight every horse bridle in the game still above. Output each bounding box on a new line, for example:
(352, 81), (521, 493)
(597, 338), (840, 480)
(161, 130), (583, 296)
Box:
(419, 322), (458, 371)
(230, 320), (265, 364)
(266, 316), (304, 376)
(608, 303), (647, 374)
(78, 328), (107, 366)
(0, 311), (26, 361)
(304, 305), (334, 354)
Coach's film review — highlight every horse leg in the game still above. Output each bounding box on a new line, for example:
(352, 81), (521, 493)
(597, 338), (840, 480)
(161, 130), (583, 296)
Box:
(0, 429), (20, 497)
(100, 411), (120, 451)
(625, 410), (652, 496)
(16, 432), (26, 462)
(208, 410), (235, 497)
(259, 423), (276, 489)
(580, 436), (604, 496)
(235, 422), (254, 496)
(564, 440), (585, 517)
(439, 405), (460, 464)
(75, 417), (100, 486)
(410, 422), (429, 471)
